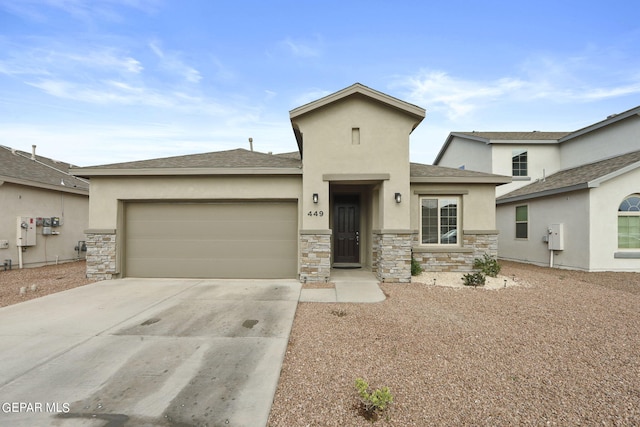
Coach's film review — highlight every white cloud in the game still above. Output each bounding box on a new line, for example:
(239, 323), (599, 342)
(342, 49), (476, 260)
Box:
(0, 0), (160, 22)
(396, 70), (528, 119)
(281, 37), (322, 58)
(292, 88), (331, 107)
(149, 40), (202, 84)
(395, 64), (640, 121)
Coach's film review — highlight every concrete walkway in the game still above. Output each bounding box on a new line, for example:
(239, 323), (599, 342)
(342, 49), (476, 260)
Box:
(299, 268), (386, 303)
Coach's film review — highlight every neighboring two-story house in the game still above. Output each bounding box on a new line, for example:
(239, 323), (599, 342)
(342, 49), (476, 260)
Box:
(434, 106), (640, 271)
(72, 83), (510, 283)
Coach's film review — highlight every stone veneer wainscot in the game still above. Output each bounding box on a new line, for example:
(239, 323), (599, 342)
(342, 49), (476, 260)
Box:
(299, 230), (331, 283)
(373, 230), (415, 283)
(85, 229), (117, 281)
(412, 230), (499, 272)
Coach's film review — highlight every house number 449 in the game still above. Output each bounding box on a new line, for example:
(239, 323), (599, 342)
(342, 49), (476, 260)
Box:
(307, 211), (324, 217)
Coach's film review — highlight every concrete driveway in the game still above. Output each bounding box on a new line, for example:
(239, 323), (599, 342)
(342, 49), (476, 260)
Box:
(0, 278), (301, 427)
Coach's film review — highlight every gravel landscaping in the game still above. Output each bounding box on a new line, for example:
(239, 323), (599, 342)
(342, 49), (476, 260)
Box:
(2, 260), (639, 426)
(268, 261), (640, 426)
(0, 260), (94, 308)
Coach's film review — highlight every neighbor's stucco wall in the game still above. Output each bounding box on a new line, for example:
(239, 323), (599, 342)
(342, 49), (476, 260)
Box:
(294, 95), (416, 231)
(497, 191), (590, 270)
(491, 143), (561, 197)
(0, 182), (88, 267)
(589, 169), (640, 271)
(87, 175), (302, 230)
(436, 136), (492, 172)
(560, 115), (640, 170)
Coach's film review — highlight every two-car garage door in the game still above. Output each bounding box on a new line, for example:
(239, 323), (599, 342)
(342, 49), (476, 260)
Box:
(124, 201), (298, 279)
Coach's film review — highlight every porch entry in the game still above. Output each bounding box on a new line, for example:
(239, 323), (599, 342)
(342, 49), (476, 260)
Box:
(333, 194), (360, 264)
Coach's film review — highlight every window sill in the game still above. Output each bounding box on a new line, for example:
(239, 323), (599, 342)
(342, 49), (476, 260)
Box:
(413, 246), (473, 253)
(614, 251), (640, 259)
(512, 176), (531, 181)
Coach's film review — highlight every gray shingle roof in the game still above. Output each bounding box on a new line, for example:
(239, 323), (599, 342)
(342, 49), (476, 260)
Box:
(410, 162), (511, 183)
(75, 148), (302, 170)
(498, 150), (640, 203)
(454, 131), (570, 141)
(0, 146), (89, 193)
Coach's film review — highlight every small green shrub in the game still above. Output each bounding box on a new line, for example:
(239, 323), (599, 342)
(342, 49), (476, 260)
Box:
(462, 272), (486, 287)
(473, 254), (501, 277)
(411, 257), (423, 276)
(355, 378), (393, 416)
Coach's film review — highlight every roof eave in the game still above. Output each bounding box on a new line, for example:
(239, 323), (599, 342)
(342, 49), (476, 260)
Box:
(587, 160), (640, 187)
(0, 176), (89, 195)
(559, 107), (640, 142)
(433, 132), (490, 165)
(72, 167), (303, 178)
(289, 83), (425, 122)
(411, 176), (511, 184)
(497, 183), (589, 205)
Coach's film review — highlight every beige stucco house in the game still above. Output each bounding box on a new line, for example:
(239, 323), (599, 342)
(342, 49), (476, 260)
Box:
(72, 84), (510, 282)
(434, 105), (640, 271)
(0, 145), (89, 269)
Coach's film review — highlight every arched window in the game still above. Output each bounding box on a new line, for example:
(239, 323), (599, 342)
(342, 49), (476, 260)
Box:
(618, 194), (640, 249)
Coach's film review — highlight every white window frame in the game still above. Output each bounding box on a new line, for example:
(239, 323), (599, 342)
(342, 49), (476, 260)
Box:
(512, 149), (528, 177)
(618, 194), (640, 249)
(420, 196), (460, 246)
(515, 204), (528, 240)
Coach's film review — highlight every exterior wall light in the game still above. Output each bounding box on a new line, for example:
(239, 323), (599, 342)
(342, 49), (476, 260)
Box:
(313, 193), (319, 204)
(395, 193), (402, 203)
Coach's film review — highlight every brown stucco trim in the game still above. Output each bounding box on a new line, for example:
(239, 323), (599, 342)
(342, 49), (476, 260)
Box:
(413, 189), (469, 195)
(323, 173), (390, 182)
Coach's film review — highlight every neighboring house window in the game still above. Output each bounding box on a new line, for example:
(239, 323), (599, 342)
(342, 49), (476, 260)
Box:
(512, 150), (528, 176)
(618, 194), (640, 249)
(515, 205), (528, 239)
(421, 197), (459, 245)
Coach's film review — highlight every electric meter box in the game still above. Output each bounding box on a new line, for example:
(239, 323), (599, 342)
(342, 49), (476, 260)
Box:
(548, 223), (564, 251)
(51, 217), (60, 227)
(17, 216), (36, 246)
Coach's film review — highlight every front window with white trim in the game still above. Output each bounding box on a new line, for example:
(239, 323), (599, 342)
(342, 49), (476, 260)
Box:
(618, 194), (640, 249)
(512, 150), (528, 177)
(421, 197), (459, 245)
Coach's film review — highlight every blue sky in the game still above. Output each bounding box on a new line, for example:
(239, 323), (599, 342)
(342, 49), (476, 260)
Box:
(1, 0), (639, 167)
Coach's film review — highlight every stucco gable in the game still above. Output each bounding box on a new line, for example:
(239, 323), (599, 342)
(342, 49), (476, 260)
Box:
(289, 83), (425, 156)
(0, 145), (89, 194)
(559, 105), (640, 142)
(497, 149), (640, 204)
(290, 83), (425, 122)
(434, 131), (569, 165)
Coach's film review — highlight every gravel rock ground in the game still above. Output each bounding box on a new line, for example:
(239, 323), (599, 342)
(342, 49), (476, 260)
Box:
(0, 260), (94, 308)
(268, 261), (640, 426)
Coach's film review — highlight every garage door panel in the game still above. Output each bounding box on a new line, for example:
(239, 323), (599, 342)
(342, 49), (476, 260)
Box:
(125, 202), (298, 279)
(126, 258), (296, 279)
(128, 239), (297, 258)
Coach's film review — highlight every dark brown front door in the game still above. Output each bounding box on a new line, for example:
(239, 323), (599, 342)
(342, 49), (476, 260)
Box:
(333, 195), (360, 264)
